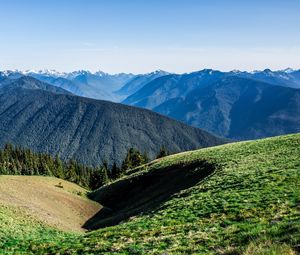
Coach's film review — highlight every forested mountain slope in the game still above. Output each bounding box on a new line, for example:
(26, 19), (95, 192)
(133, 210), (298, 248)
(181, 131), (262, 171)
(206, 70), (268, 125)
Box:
(0, 77), (225, 166)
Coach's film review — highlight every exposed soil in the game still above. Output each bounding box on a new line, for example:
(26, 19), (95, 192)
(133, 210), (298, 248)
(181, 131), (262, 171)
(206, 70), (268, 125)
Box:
(0, 175), (101, 232)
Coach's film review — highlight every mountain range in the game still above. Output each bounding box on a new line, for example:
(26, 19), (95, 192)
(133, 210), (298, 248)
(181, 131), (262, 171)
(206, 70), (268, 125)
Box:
(115, 70), (169, 100)
(0, 75), (225, 166)
(1, 68), (300, 140)
(0, 70), (134, 101)
(123, 69), (300, 140)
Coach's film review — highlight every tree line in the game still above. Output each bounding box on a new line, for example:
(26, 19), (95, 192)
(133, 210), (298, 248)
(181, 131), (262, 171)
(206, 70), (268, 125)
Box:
(0, 144), (169, 190)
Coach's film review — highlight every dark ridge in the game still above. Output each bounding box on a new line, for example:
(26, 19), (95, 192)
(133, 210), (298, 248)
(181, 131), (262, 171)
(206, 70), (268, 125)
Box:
(0, 76), (72, 95)
(84, 160), (216, 229)
(0, 84), (226, 166)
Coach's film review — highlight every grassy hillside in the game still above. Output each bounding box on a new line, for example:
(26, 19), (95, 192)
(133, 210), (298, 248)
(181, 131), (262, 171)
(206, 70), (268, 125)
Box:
(1, 133), (299, 254)
(0, 176), (100, 232)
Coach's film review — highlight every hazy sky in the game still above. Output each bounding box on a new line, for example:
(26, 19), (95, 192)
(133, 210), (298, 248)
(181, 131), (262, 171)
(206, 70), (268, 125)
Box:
(0, 0), (299, 73)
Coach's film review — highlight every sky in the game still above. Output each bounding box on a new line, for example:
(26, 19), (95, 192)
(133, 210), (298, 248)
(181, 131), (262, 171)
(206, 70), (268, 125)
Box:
(0, 0), (300, 73)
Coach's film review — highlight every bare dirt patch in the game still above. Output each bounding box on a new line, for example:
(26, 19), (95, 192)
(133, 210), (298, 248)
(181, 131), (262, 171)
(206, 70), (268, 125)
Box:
(0, 175), (101, 232)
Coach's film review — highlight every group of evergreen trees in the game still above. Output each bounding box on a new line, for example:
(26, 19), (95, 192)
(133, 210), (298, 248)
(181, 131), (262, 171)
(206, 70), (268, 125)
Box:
(0, 144), (97, 188)
(156, 146), (169, 159)
(0, 144), (169, 190)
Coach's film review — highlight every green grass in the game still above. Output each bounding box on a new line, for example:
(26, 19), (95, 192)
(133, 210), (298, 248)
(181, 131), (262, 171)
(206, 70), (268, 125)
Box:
(244, 241), (297, 255)
(0, 205), (76, 255)
(1, 133), (300, 254)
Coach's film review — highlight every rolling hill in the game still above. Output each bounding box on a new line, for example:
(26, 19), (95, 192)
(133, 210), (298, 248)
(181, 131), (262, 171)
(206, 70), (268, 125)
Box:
(0, 133), (299, 254)
(0, 76), (225, 166)
(0, 176), (100, 232)
(123, 71), (300, 140)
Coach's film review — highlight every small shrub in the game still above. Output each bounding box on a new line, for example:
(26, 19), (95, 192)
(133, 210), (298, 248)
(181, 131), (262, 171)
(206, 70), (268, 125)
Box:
(55, 182), (64, 189)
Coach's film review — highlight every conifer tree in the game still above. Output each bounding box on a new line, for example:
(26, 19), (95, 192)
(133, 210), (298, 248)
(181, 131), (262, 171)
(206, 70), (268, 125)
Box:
(156, 146), (169, 159)
(121, 148), (148, 171)
(54, 154), (64, 179)
(111, 162), (123, 179)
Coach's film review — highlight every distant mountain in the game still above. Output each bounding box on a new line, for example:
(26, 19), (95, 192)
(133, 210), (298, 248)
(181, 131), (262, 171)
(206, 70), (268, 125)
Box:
(0, 76), (225, 166)
(123, 70), (300, 140)
(115, 70), (169, 100)
(1, 69), (299, 141)
(2, 68), (299, 102)
(0, 76), (72, 95)
(123, 69), (225, 108)
(235, 69), (300, 89)
(26, 70), (135, 101)
(0, 70), (23, 80)
(290, 69), (300, 81)
(24, 70), (169, 102)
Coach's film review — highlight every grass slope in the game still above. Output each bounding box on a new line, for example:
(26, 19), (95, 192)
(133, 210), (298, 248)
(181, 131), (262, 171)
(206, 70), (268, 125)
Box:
(0, 176), (101, 232)
(1, 133), (300, 254)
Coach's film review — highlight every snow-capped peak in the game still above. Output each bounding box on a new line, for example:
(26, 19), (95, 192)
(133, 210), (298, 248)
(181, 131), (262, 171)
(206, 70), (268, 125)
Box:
(148, 69), (169, 76)
(230, 69), (242, 74)
(94, 70), (107, 77)
(70, 70), (91, 75)
(22, 69), (65, 77)
(282, 68), (295, 74)
(1, 69), (21, 76)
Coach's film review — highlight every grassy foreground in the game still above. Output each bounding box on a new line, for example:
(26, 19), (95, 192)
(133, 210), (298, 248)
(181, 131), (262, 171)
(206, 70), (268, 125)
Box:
(1, 133), (300, 254)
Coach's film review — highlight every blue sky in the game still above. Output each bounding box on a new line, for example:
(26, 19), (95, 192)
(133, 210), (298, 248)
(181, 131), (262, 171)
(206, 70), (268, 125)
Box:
(0, 0), (299, 73)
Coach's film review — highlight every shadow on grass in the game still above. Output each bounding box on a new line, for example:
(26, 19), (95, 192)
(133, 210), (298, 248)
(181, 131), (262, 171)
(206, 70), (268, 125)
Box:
(83, 160), (216, 230)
